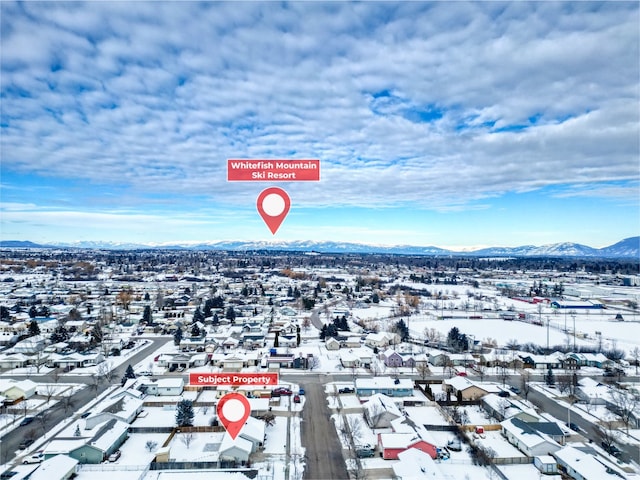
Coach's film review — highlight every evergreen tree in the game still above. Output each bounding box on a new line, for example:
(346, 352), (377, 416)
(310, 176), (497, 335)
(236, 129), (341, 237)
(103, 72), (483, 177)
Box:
(29, 306), (38, 318)
(225, 306), (236, 322)
(175, 399), (195, 427)
(320, 324), (328, 340)
(203, 301), (212, 318)
(545, 367), (556, 386)
(192, 307), (204, 324)
(50, 325), (69, 343)
(91, 324), (103, 345)
(210, 296), (224, 309)
(394, 319), (410, 341)
(74, 425), (81, 437)
(28, 320), (41, 337)
(173, 328), (183, 346)
(125, 364), (136, 379)
(142, 305), (152, 324)
(191, 323), (201, 338)
(212, 313), (219, 325)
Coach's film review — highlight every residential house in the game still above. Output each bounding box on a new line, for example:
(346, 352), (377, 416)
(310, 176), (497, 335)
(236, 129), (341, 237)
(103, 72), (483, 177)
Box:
(355, 377), (414, 398)
(44, 418), (129, 464)
(381, 349), (403, 368)
(365, 332), (395, 349)
(501, 417), (562, 457)
(218, 433), (252, 465)
(28, 454), (78, 480)
(0, 352), (30, 369)
(378, 433), (438, 460)
(325, 337), (340, 351)
(0, 378), (37, 402)
(392, 448), (442, 479)
(138, 377), (184, 396)
(441, 376), (489, 402)
(553, 445), (628, 480)
(482, 393), (539, 423)
(575, 377), (610, 406)
(86, 390), (144, 427)
(239, 416), (266, 452)
(520, 353), (562, 370)
(363, 393), (403, 428)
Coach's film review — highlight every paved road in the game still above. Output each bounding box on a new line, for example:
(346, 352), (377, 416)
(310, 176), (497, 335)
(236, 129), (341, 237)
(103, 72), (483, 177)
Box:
(0, 337), (170, 466)
(286, 373), (348, 480)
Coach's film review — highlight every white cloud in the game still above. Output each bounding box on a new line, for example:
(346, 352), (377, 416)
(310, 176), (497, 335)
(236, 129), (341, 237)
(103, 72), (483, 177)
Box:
(1, 1), (638, 214)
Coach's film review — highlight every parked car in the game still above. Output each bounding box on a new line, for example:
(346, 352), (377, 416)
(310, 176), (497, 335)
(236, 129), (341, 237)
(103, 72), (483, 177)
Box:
(293, 394), (301, 403)
(18, 439), (34, 450)
(356, 448), (375, 458)
(447, 439), (462, 451)
(298, 388), (305, 395)
(338, 387), (355, 394)
(23, 452), (44, 464)
(601, 441), (622, 456)
(272, 387), (293, 397)
(0, 471), (17, 479)
(509, 386), (521, 395)
(19, 417), (34, 427)
(566, 422), (581, 433)
(498, 390), (511, 397)
(108, 450), (122, 462)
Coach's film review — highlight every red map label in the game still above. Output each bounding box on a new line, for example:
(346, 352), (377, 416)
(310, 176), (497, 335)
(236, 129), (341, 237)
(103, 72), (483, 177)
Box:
(227, 159), (320, 181)
(189, 372), (279, 386)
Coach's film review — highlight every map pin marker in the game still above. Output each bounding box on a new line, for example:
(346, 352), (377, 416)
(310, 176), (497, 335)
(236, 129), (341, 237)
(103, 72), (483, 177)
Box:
(257, 187), (291, 235)
(217, 392), (251, 440)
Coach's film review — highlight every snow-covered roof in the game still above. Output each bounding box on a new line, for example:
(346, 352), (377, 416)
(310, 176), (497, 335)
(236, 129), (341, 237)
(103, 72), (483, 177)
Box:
(355, 377), (413, 390)
(29, 454), (78, 480)
(393, 448), (440, 479)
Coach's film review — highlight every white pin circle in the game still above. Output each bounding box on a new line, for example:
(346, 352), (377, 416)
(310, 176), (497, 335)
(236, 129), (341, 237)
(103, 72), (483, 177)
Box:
(222, 398), (246, 422)
(262, 193), (285, 217)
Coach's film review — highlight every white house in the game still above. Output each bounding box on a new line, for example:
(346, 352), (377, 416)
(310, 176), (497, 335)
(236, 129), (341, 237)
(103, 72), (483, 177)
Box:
(501, 417), (561, 457)
(29, 454), (78, 480)
(363, 393), (403, 428)
(218, 433), (253, 465)
(553, 445), (628, 480)
(392, 448), (441, 479)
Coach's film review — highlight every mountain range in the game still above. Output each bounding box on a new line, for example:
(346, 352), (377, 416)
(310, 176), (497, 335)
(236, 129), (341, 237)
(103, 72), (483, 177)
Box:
(1, 237), (638, 258)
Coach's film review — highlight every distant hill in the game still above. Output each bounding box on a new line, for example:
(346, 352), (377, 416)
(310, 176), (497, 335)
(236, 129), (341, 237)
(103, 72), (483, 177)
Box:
(1, 237), (638, 258)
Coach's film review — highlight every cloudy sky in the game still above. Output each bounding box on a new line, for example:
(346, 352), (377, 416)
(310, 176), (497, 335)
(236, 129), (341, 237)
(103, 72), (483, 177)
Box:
(1, 1), (638, 249)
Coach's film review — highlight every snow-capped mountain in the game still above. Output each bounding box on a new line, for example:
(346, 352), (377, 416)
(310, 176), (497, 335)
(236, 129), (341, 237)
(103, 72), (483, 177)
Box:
(1, 237), (638, 258)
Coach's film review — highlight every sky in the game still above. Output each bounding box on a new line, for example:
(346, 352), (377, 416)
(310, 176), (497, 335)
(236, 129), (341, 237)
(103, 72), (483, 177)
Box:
(1, 1), (639, 250)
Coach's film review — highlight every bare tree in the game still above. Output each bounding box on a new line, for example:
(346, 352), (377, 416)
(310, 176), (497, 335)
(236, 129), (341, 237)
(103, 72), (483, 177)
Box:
(631, 346), (640, 375)
(520, 370), (532, 401)
(476, 363), (487, 382)
(43, 384), (57, 404)
(61, 394), (75, 414)
(145, 440), (158, 452)
(556, 374), (573, 396)
(416, 362), (430, 381)
(364, 401), (385, 428)
(307, 355), (320, 371)
(37, 410), (50, 433)
(497, 360), (510, 388)
(609, 389), (639, 434)
(50, 368), (62, 384)
(97, 360), (116, 383)
(179, 432), (195, 449)
(597, 419), (619, 452)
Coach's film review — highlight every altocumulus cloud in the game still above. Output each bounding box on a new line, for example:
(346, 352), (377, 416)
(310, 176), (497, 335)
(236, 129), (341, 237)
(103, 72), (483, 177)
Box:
(1, 1), (638, 212)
